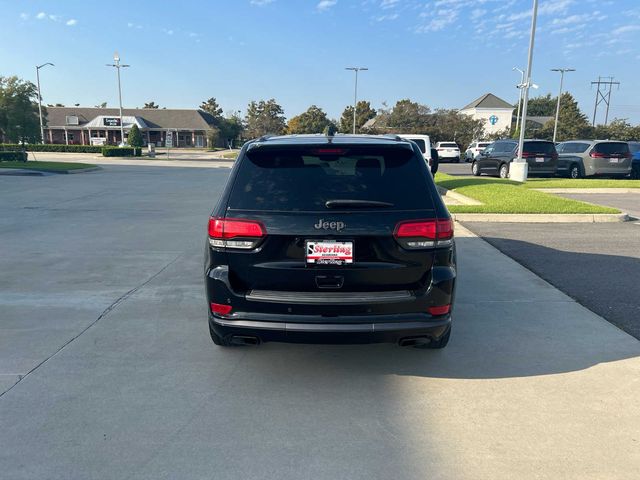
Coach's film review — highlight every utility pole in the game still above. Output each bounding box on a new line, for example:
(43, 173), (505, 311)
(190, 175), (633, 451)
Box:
(36, 63), (54, 144)
(106, 52), (130, 145)
(591, 76), (620, 126)
(513, 67), (525, 134)
(551, 68), (575, 143)
(514, 0), (539, 183)
(345, 67), (368, 134)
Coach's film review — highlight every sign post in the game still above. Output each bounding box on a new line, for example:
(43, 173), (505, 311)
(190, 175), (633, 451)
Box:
(165, 129), (173, 160)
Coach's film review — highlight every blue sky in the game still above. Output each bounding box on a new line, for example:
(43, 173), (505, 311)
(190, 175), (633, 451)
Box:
(1, 0), (639, 123)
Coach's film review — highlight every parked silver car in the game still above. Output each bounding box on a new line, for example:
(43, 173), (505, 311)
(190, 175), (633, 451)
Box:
(555, 140), (632, 178)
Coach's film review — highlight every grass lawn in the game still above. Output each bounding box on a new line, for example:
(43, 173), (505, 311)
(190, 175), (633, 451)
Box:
(524, 178), (640, 188)
(434, 173), (620, 214)
(221, 151), (238, 159)
(0, 161), (96, 172)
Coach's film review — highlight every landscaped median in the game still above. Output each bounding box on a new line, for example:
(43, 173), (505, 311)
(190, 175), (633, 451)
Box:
(434, 173), (629, 222)
(0, 161), (99, 174)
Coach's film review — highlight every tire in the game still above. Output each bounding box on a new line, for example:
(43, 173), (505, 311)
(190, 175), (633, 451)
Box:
(569, 163), (581, 179)
(414, 326), (451, 349)
(471, 161), (481, 176)
(209, 322), (232, 346)
(499, 163), (509, 179)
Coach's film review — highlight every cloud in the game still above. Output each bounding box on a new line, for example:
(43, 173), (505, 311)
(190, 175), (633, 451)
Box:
(66, 19), (77, 26)
(36, 12), (46, 19)
(416, 7), (458, 32)
(613, 24), (640, 35)
(19, 12), (29, 20)
(48, 14), (61, 21)
(250, 0), (275, 5)
(376, 13), (399, 21)
(380, 0), (399, 9)
(317, 0), (337, 12)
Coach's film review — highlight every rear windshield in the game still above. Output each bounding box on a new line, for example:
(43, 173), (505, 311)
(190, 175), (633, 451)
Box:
(411, 139), (426, 153)
(523, 141), (556, 155)
(478, 143), (490, 148)
(558, 142), (589, 154)
(593, 142), (630, 155)
(439, 143), (458, 148)
(229, 147), (433, 212)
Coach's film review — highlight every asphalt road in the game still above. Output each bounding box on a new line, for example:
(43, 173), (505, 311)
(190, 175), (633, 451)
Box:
(462, 221), (640, 339)
(437, 161), (472, 176)
(1, 165), (640, 480)
(560, 192), (640, 219)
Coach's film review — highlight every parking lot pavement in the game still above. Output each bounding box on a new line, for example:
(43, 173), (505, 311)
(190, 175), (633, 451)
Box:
(558, 192), (640, 219)
(437, 161), (470, 176)
(462, 221), (640, 339)
(2, 166), (640, 479)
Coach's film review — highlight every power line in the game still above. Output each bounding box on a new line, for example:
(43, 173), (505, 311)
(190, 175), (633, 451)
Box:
(591, 76), (620, 126)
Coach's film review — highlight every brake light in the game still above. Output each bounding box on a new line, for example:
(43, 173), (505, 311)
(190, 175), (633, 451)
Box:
(208, 217), (266, 249)
(210, 302), (232, 315)
(394, 218), (454, 248)
(310, 148), (347, 155)
(428, 304), (450, 316)
(590, 151), (606, 158)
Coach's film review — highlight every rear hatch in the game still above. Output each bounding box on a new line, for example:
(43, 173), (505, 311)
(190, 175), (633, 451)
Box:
(590, 142), (632, 173)
(438, 143), (460, 155)
(522, 141), (557, 173)
(221, 143), (442, 296)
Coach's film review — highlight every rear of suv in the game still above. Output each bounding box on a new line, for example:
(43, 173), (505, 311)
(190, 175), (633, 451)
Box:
(435, 142), (461, 163)
(204, 134), (456, 348)
(472, 139), (558, 178)
(556, 140), (632, 178)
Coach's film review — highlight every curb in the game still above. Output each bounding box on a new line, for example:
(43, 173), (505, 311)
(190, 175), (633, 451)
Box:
(452, 212), (630, 223)
(61, 166), (102, 174)
(0, 166), (101, 175)
(436, 185), (483, 205)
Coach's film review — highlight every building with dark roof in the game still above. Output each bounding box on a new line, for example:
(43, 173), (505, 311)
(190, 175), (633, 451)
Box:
(460, 93), (515, 134)
(43, 107), (218, 147)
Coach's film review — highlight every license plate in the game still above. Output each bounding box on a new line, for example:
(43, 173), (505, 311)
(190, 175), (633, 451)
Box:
(306, 240), (353, 265)
(535, 157), (545, 163)
(609, 158), (620, 163)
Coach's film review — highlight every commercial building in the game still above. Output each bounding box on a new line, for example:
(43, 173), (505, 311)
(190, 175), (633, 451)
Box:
(459, 93), (515, 135)
(43, 107), (218, 147)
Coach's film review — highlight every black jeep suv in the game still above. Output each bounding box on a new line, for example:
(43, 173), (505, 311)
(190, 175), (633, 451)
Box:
(204, 134), (456, 348)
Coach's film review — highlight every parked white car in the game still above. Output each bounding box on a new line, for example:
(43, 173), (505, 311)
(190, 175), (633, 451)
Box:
(435, 142), (461, 163)
(465, 141), (491, 162)
(397, 134), (437, 173)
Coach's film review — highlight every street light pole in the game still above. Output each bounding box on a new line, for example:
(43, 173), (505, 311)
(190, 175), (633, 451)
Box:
(514, 0), (539, 183)
(36, 62), (54, 144)
(551, 68), (575, 143)
(345, 67), (368, 134)
(512, 67), (524, 134)
(106, 52), (130, 145)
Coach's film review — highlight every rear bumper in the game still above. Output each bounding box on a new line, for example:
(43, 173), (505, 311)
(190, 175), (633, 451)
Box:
(209, 312), (451, 344)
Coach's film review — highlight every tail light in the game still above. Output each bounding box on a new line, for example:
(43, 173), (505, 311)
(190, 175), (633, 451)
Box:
(210, 302), (232, 315)
(208, 217), (266, 249)
(394, 218), (454, 249)
(552, 152), (558, 160)
(589, 151), (606, 158)
(428, 304), (451, 316)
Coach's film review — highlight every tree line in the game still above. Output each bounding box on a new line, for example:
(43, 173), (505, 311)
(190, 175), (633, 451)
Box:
(3, 74), (640, 146)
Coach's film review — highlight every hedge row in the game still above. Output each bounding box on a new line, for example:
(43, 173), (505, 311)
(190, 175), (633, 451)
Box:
(0, 151), (28, 162)
(0, 144), (103, 153)
(101, 147), (142, 157)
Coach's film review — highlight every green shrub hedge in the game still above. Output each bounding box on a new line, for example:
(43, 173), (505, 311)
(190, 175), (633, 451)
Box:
(0, 144), (103, 153)
(0, 151), (28, 162)
(101, 147), (142, 157)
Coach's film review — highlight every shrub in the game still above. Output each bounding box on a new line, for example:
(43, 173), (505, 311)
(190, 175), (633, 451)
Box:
(0, 143), (103, 153)
(101, 147), (142, 157)
(0, 151), (28, 162)
(128, 124), (143, 148)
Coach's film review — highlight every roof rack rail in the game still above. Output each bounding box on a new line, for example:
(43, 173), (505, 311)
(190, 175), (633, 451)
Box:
(257, 134), (274, 142)
(382, 134), (403, 141)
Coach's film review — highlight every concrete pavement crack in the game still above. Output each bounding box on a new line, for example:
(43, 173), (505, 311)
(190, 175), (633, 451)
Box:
(0, 253), (183, 399)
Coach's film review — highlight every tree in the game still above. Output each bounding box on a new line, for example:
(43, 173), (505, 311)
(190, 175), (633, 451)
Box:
(537, 92), (591, 141)
(200, 97), (223, 119)
(522, 94), (556, 117)
(127, 124), (143, 148)
(287, 105), (335, 134)
(0, 76), (42, 143)
(338, 101), (377, 133)
(428, 109), (486, 148)
(245, 99), (286, 138)
(143, 101), (159, 109)
(385, 99), (432, 133)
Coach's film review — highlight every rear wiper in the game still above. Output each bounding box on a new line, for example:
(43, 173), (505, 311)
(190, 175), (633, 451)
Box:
(325, 199), (394, 209)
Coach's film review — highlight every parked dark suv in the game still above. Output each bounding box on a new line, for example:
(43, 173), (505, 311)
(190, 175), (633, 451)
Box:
(204, 134), (456, 348)
(472, 139), (558, 178)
